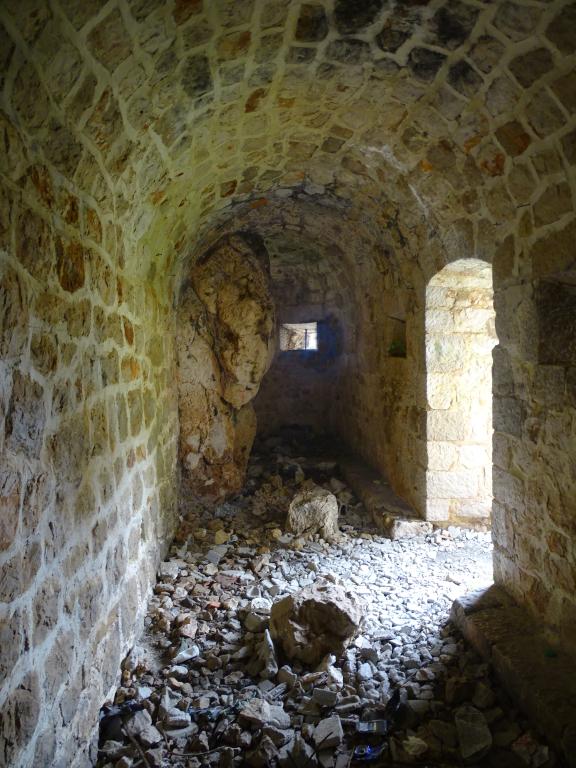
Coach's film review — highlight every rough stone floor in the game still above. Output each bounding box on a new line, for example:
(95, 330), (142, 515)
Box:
(97, 432), (564, 768)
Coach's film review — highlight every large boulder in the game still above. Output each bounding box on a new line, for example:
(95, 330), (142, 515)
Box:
(269, 584), (362, 666)
(286, 485), (339, 542)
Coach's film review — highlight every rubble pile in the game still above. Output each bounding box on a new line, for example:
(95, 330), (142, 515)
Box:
(97, 431), (562, 768)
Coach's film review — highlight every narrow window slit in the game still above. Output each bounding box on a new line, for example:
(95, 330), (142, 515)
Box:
(280, 322), (318, 351)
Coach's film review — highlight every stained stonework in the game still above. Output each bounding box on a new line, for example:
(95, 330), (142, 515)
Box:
(0, 0), (575, 764)
(177, 233), (275, 499)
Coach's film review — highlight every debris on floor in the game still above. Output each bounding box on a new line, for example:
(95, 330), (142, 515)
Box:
(97, 430), (563, 768)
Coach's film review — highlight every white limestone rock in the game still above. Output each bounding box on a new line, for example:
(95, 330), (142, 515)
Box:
(287, 486), (340, 542)
(314, 716), (343, 749)
(270, 584), (362, 666)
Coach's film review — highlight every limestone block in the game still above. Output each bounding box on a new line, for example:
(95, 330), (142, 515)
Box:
(427, 410), (470, 441)
(425, 498), (451, 522)
(269, 584), (362, 666)
(426, 335), (471, 373)
(426, 469), (479, 499)
(5, 371), (46, 460)
(286, 485), (340, 542)
(459, 444), (490, 470)
(0, 469), (20, 550)
(427, 441), (458, 471)
(427, 373), (455, 409)
(452, 500), (492, 521)
(493, 467), (524, 513)
(0, 672), (40, 766)
(425, 308), (453, 332)
(0, 265), (29, 359)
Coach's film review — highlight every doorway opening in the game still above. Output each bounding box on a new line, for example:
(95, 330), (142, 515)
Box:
(425, 259), (498, 526)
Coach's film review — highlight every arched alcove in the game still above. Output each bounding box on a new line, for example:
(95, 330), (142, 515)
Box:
(425, 259), (498, 526)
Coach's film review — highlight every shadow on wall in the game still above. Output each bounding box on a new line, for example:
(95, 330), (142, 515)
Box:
(254, 314), (345, 437)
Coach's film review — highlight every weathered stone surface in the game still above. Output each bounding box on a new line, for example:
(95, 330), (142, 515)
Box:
(334, 0), (385, 34)
(1, 1), (576, 764)
(6, 372), (46, 460)
(0, 672), (40, 767)
(314, 715), (343, 748)
(452, 586), (576, 768)
(87, 9), (132, 71)
(295, 5), (328, 42)
(286, 485), (339, 542)
(178, 232), (274, 499)
(270, 584), (362, 666)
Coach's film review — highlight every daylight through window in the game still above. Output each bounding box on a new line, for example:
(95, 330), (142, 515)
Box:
(279, 322), (318, 351)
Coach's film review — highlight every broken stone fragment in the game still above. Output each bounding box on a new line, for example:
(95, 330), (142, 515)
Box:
(124, 709), (162, 747)
(278, 665), (297, 687)
(357, 661), (373, 682)
(402, 735), (429, 757)
(279, 733), (318, 767)
(144, 747), (162, 768)
(262, 724), (294, 747)
(455, 704), (493, 761)
(270, 583), (362, 666)
(314, 715), (343, 749)
(100, 740), (126, 761)
(172, 643), (200, 664)
(251, 596), (272, 614)
(244, 610), (268, 633)
(238, 698), (290, 730)
(287, 485), (340, 542)
(161, 707), (191, 729)
(312, 687), (338, 707)
(157, 561), (180, 580)
(247, 734), (279, 767)
(258, 629), (279, 680)
(214, 529), (230, 545)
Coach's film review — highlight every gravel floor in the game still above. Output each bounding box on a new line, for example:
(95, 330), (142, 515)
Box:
(97, 434), (563, 768)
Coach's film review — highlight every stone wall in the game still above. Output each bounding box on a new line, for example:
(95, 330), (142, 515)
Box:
(0, 191), (178, 767)
(425, 260), (497, 526)
(1, 1), (576, 763)
(0, 7), (179, 766)
(254, 235), (350, 436)
(200, 200), (422, 511)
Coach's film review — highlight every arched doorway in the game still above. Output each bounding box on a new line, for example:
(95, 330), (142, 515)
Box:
(425, 259), (498, 526)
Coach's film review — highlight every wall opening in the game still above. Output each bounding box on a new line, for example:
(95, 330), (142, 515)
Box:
(425, 259), (498, 526)
(280, 322), (318, 351)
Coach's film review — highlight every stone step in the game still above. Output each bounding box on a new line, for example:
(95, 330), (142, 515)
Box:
(339, 457), (432, 540)
(451, 585), (576, 768)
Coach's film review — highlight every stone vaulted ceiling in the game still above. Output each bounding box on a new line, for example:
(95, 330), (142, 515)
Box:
(1, 0), (575, 290)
